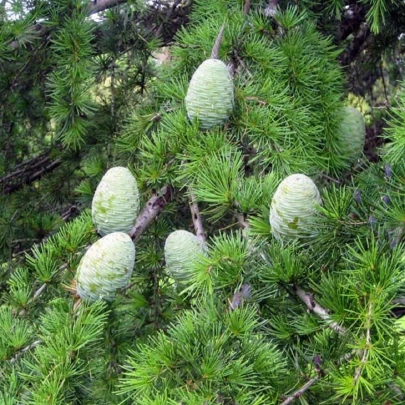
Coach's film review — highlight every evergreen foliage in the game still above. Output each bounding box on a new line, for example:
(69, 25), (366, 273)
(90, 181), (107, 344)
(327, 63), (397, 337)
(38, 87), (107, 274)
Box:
(2, 0), (405, 404)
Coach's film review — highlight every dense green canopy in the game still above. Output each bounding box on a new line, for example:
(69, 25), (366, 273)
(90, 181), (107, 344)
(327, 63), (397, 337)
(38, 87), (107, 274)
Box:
(2, 1), (405, 404)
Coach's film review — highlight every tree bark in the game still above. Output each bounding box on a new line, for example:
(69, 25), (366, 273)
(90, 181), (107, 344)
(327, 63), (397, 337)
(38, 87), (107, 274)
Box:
(129, 186), (173, 242)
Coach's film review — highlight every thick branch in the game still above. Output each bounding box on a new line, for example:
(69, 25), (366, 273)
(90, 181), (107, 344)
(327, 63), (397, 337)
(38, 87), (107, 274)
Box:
(129, 186), (173, 242)
(339, 4), (367, 41)
(340, 22), (371, 67)
(89, 0), (128, 14)
(294, 285), (346, 335)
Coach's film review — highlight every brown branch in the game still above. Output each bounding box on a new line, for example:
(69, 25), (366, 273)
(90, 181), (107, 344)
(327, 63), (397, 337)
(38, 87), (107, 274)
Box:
(244, 0), (251, 15)
(9, 340), (42, 364)
(236, 213), (249, 238)
(229, 284), (251, 310)
(211, 22), (226, 59)
(339, 4), (367, 41)
(233, 201), (345, 337)
(0, 152), (62, 194)
(32, 283), (47, 301)
(340, 22), (371, 67)
(379, 60), (389, 105)
(9, 24), (49, 51)
(280, 348), (360, 404)
(235, 53), (253, 78)
(154, 0), (183, 38)
(9, 0), (128, 50)
(61, 205), (80, 222)
(9, 0), (191, 52)
(294, 285), (346, 335)
(280, 376), (319, 405)
(264, 0), (279, 17)
(9, 0), (126, 45)
(129, 185), (173, 242)
(189, 190), (206, 244)
(88, 0), (127, 14)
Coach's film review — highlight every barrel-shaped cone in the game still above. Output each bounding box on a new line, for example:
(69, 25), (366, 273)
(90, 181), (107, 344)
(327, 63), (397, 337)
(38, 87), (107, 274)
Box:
(270, 174), (322, 241)
(76, 232), (135, 301)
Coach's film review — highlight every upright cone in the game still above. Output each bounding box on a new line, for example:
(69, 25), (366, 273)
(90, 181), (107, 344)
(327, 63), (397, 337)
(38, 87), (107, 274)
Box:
(164, 230), (206, 283)
(338, 106), (366, 166)
(76, 232), (135, 301)
(92, 167), (140, 236)
(185, 58), (234, 129)
(269, 174), (322, 241)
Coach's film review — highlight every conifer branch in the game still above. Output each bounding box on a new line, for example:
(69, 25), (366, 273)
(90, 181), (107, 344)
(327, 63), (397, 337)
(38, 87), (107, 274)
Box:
(280, 350), (359, 404)
(353, 301), (373, 385)
(9, 0), (190, 52)
(234, 203), (345, 336)
(294, 285), (346, 335)
(211, 23), (226, 59)
(9, 0), (128, 51)
(189, 190), (206, 244)
(89, 0), (127, 14)
(340, 22), (371, 67)
(236, 213), (249, 237)
(61, 205), (80, 222)
(236, 213), (248, 228)
(229, 284), (251, 310)
(32, 283), (47, 301)
(234, 53), (253, 77)
(0, 152), (62, 194)
(9, 340), (42, 364)
(280, 376), (319, 405)
(264, 0), (279, 17)
(129, 185), (173, 242)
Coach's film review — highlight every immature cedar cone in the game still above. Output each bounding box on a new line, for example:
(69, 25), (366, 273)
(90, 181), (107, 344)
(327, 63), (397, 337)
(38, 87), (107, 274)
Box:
(92, 167), (140, 236)
(76, 232), (135, 301)
(338, 106), (366, 165)
(269, 174), (322, 241)
(185, 59), (234, 129)
(164, 230), (206, 282)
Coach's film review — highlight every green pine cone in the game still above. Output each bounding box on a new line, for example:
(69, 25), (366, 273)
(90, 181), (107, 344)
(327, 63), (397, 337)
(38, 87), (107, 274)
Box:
(76, 232), (135, 301)
(338, 106), (366, 165)
(92, 167), (140, 236)
(185, 58), (234, 129)
(269, 174), (322, 241)
(164, 230), (206, 282)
